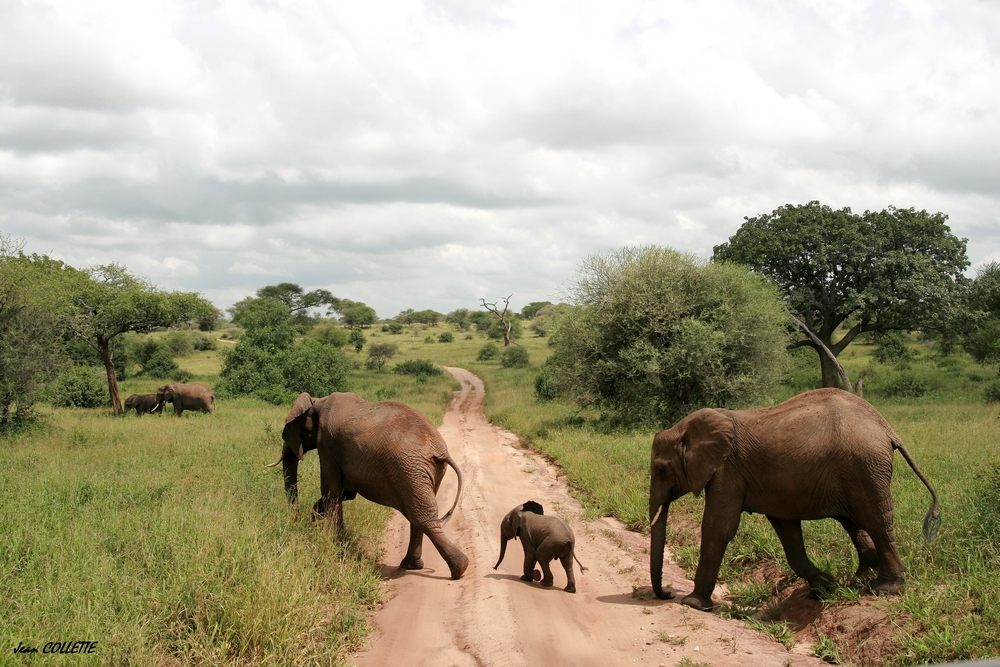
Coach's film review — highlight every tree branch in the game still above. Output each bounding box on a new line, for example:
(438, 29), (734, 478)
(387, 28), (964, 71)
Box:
(787, 311), (857, 394)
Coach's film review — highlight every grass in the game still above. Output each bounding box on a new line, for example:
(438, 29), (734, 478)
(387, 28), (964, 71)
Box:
(5, 324), (1000, 665)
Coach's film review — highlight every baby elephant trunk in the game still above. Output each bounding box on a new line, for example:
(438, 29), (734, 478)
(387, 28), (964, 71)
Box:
(493, 533), (509, 570)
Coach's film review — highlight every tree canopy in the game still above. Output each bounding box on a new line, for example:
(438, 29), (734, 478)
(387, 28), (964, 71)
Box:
(67, 264), (215, 413)
(964, 261), (1000, 367)
(548, 245), (790, 426)
(713, 202), (969, 387)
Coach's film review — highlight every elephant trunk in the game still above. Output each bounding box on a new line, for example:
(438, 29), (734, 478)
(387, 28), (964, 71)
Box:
(650, 500), (673, 600)
(282, 455), (299, 505)
(493, 533), (509, 570)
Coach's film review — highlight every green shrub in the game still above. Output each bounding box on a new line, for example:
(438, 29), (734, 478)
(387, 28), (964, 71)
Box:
(218, 343), (285, 397)
(170, 368), (194, 383)
(47, 366), (108, 408)
(365, 342), (398, 371)
(984, 378), (1000, 403)
(883, 373), (929, 398)
(310, 324), (349, 347)
(534, 360), (560, 400)
(873, 332), (915, 364)
(477, 343), (500, 361)
(142, 346), (180, 379)
(424, 336), (436, 344)
(393, 359), (442, 376)
(164, 331), (194, 356)
(280, 340), (351, 397)
(349, 327), (366, 353)
(192, 332), (218, 351)
(501, 346), (530, 368)
(438, 332), (454, 343)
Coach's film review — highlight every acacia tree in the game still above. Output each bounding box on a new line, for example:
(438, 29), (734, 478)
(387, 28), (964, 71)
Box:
(69, 264), (214, 414)
(480, 295), (515, 346)
(714, 202), (969, 388)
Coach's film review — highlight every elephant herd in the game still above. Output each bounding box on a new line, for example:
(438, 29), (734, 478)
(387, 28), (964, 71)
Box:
(124, 382), (216, 417)
(269, 387), (941, 610)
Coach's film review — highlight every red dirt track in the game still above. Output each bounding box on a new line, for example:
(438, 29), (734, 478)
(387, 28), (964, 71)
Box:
(352, 368), (827, 667)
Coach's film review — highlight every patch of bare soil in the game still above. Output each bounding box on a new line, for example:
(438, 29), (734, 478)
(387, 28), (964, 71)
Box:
(350, 368), (832, 667)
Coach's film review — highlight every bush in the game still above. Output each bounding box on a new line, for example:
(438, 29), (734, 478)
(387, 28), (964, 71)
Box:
(192, 332), (218, 351)
(142, 345), (180, 379)
(48, 366), (108, 408)
(500, 346), (530, 368)
(534, 359), (561, 401)
(386, 322), (404, 334)
(282, 339), (351, 397)
(477, 343), (500, 361)
(349, 328), (366, 353)
(548, 245), (790, 426)
(393, 359), (442, 376)
(164, 331), (194, 357)
(883, 373), (930, 398)
(423, 336), (436, 344)
(873, 332), (915, 364)
(438, 331), (454, 343)
(170, 368), (195, 383)
(486, 317), (522, 342)
(218, 343), (286, 398)
(309, 324), (349, 347)
(984, 379), (1000, 403)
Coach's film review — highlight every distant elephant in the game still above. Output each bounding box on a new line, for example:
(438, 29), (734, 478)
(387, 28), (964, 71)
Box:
(154, 382), (215, 416)
(649, 388), (940, 611)
(493, 501), (586, 593)
(268, 392), (469, 580)
(124, 393), (161, 416)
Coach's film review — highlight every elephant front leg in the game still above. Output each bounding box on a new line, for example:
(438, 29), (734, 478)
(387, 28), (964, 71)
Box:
(767, 517), (834, 592)
(521, 546), (539, 583)
(316, 460), (345, 532)
(685, 498), (743, 611)
(399, 523), (425, 570)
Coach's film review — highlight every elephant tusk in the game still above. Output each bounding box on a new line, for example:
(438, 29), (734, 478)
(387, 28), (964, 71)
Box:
(650, 504), (664, 527)
(266, 455), (284, 468)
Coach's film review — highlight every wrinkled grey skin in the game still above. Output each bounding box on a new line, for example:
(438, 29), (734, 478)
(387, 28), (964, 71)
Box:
(124, 393), (161, 416)
(493, 501), (586, 593)
(649, 388), (940, 611)
(155, 383), (215, 416)
(270, 392), (469, 580)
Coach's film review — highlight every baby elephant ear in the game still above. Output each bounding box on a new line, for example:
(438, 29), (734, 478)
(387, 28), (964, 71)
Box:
(680, 408), (734, 496)
(521, 500), (544, 515)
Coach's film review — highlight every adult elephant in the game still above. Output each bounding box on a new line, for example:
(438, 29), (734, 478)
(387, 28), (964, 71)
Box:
(648, 388), (939, 611)
(155, 382), (215, 416)
(268, 392), (469, 580)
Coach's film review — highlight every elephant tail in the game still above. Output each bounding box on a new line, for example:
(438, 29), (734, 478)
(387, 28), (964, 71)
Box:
(893, 439), (941, 541)
(439, 454), (464, 526)
(572, 549), (588, 574)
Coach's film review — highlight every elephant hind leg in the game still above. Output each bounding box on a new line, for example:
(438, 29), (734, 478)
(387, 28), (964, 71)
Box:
(767, 517), (834, 590)
(559, 552), (577, 593)
(399, 523), (425, 570)
(836, 517), (879, 582)
(420, 519), (469, 580)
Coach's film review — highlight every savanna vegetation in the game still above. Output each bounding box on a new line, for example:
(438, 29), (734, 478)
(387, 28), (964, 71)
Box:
(4, 207), (1000, 666)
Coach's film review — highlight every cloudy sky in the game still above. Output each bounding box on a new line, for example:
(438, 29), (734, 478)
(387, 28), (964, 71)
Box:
(2, 0), (999, 318)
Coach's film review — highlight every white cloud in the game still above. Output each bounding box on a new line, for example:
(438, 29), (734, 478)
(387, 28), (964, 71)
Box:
(1, 0), (998, 316)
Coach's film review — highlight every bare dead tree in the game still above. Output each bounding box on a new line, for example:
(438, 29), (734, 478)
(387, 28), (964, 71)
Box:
(480, 295), (514, 347)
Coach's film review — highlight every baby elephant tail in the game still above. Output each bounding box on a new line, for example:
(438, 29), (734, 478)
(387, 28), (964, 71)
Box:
(893, 439), (941, 542)
(573, 549), (588, 574)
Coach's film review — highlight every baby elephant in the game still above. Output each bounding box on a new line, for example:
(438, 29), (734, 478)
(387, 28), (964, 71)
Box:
(124, 393), (161, 416)
(493, 501), (586, 593)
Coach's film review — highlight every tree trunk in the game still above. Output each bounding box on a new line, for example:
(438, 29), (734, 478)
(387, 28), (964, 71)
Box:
(503, 324), (512, 347)
(819, 351), (843, 389)
(99, 337), (123, 414)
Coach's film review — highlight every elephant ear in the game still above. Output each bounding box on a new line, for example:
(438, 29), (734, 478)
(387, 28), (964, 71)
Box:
(281, 392), (315, 461)
(679, 408), (734, 497)
(501, 510), (520, 541)
(521, 500), (544, 515)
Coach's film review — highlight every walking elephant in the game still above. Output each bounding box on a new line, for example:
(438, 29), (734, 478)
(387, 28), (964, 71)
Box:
(124, 393), (161, 416)
(648, 388), (940, 611)
(155, 382), (215, 416)
(268, 392), (469, 580)
(494, 501), (586, 593)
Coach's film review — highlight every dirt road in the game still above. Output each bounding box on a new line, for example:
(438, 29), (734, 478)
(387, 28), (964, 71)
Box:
(352, 368), (825, 667)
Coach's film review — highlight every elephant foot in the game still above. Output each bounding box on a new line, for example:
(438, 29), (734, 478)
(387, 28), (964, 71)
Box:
(869, 578), (903, 595)
(539, 578), (554, 588)
(520, 574), (534, 582)
(653, 587), (674, 600)
(399, 556), (424, 570)
(854, 564), (877, 583)
(565, 583), (576, 594)
(681, 593), (715, 611)
(448, 554), (469, 580)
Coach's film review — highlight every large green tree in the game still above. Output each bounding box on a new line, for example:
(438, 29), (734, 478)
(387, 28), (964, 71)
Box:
(714, 202), (969, 388)
(0, 238), (69, 424)
(548, 245), (790, 426)
(68, 264), (214, 414)
(964, 261), (1000, 367)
